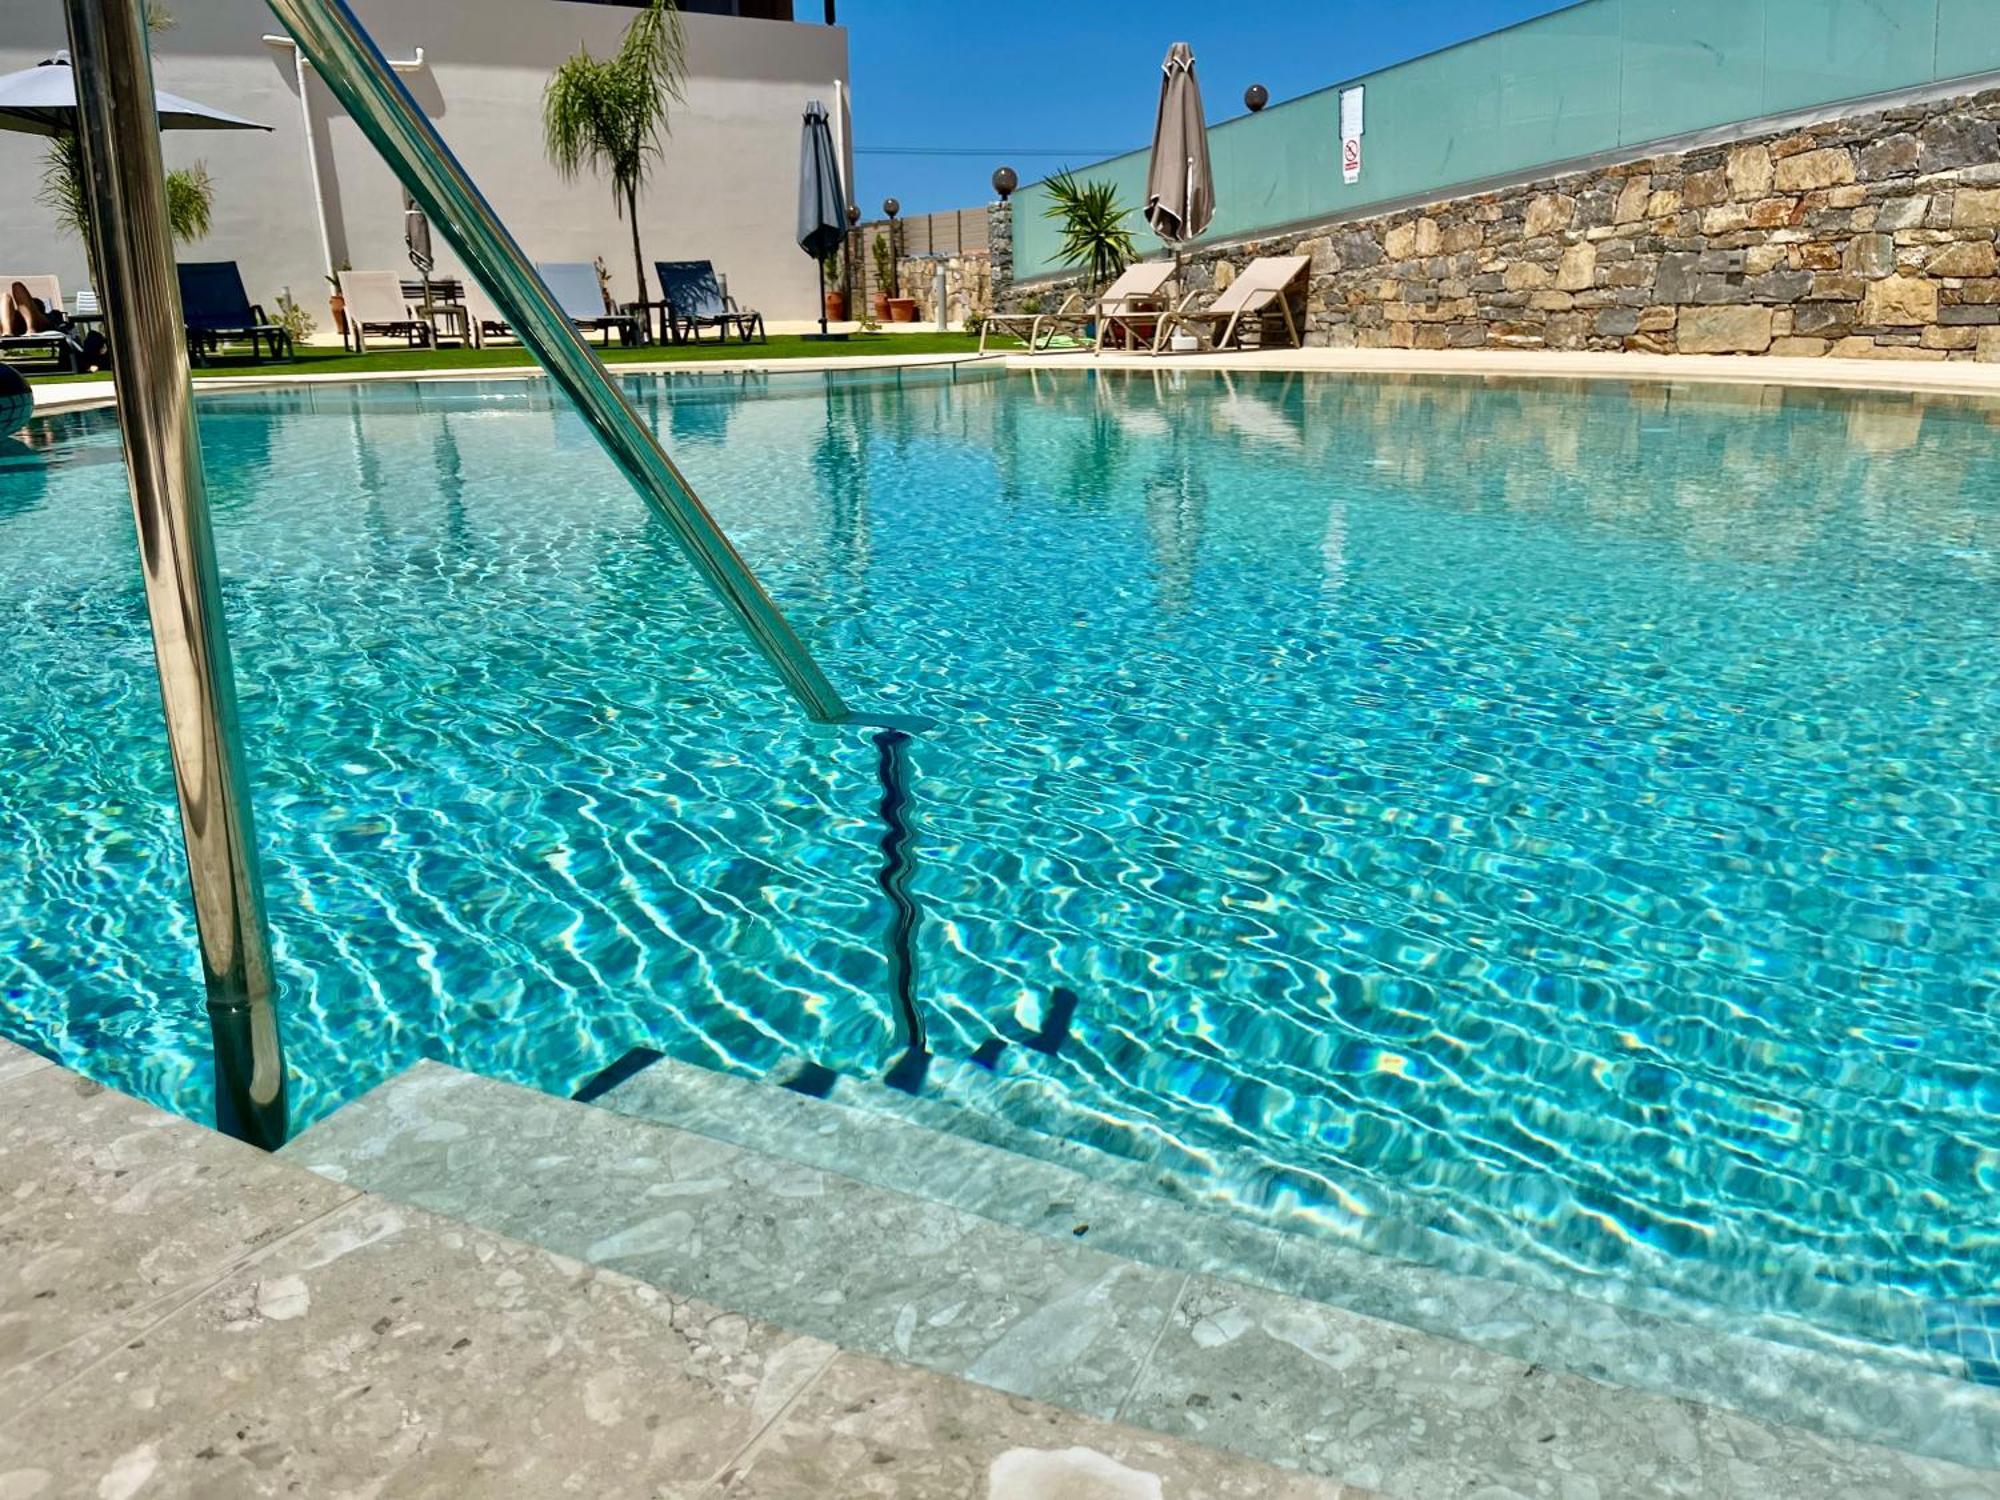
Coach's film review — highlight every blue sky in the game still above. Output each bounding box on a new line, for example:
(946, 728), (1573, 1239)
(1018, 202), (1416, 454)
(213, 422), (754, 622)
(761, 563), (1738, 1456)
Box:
(846, 0), (1580, 215)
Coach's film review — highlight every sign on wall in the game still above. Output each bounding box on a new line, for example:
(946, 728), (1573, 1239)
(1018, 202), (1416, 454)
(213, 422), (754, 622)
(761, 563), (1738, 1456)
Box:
(1340, 85), (1365, 185)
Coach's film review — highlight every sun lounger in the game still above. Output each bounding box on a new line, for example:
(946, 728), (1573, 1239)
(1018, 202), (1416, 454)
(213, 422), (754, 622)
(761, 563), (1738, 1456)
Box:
(178, 261), (293, 364)
(979, 291), (1086, 355)
(338, 270), (433, 353)
(1, 274), (81, 372)
(460, 282), (513, 347)
(978, 261), (1176, 355)
(538, 262), (641, 347)
(1151, 255), (1312, 353)
(655, 261), (765, 345)
(1089, 261), (1178, 352)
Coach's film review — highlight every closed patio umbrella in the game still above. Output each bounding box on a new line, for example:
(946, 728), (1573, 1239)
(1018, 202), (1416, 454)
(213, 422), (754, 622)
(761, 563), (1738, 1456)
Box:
(1144, 42), (1214, 250)
(0, 52), (268, 136)
(404, 185), (434, 316)
(404, 186), (433, 275)
(797, 98), (846, 339)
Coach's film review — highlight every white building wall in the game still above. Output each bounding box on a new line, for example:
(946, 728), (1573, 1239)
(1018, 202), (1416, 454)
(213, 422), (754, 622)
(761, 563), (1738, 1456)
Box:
(0, 0), (850, 323)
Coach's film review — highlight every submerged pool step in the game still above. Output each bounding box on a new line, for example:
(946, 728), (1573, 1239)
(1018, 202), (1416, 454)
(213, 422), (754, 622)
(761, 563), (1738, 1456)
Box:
(283, 1061), (2000, 1493)
(587, 1049), (2000, 1477)
(607, 1041), (1967, 1382)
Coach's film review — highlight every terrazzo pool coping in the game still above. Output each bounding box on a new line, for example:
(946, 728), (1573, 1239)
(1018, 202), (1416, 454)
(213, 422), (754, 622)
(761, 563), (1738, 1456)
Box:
(29, 344), (2000, 418)
(0, 1036), (1365, 1499)
(281, 1056), (2000, 1498)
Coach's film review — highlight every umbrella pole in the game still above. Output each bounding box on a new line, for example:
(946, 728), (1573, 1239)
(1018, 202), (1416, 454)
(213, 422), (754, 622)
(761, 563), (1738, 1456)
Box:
(819, 253), (829, 338)
(63, 0), (288, 1149)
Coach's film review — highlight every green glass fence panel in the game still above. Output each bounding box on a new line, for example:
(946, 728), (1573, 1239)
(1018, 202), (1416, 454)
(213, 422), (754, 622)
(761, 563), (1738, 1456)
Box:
(1617, 0), (1769, 147)
(1499, 0), (1623, 165)
(1011, 0), (2000, 281)
(1762, 0), (1938, 117)
(1938, 0), (2000, 79)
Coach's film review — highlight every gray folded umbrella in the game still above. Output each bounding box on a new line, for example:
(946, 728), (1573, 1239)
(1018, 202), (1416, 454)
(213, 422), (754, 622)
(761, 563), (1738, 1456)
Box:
(404, 186), (434, 276)
(0, 51), (267, 136)
(798, 99), (845, 336)
(1144, 42), (1214, 245)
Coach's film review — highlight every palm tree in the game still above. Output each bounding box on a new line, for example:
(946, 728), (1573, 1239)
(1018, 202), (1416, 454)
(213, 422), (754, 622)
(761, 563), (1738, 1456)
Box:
(1042, 171), (1140, 295)
(40, 135), (212, 246)
(543, 0), (688, 311)
(37, 2), (215, 249)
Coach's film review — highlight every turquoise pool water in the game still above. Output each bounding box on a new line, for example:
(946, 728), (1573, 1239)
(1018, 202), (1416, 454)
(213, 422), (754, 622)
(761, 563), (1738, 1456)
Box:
(3, 367), (1997, 1367)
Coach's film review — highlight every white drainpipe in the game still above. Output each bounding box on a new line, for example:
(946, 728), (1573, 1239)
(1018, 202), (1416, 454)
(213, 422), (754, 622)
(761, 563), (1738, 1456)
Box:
(262, 34), (426, 278)
(832, 78), (851, 203)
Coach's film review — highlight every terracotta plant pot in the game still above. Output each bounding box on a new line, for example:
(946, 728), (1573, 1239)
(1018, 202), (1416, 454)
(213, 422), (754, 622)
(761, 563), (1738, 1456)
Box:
(825, 290), (847, 321)
(870, 291), (890, 320)
(329, 294), (347, 335)
(887, 297), (918, 323)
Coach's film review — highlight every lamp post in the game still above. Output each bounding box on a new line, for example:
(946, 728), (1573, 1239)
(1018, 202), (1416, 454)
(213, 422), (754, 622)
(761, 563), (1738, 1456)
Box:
(883, 196), (901, 299)
(991, 165), (1017, 202)
(1244, 83), (1269, 112)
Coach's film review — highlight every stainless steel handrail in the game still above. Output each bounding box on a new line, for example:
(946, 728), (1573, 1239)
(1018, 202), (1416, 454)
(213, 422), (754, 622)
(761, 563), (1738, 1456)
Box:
(263, 0), (853, 725)
(65, 0), (287, 1147)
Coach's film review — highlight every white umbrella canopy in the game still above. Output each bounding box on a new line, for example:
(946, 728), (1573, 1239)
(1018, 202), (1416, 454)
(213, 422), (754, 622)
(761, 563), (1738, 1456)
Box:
(0, 52), (268, 136)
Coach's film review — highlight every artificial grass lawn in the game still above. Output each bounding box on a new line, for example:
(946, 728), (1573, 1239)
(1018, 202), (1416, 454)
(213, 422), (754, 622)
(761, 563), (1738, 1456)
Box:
(26, 331), (989, 384)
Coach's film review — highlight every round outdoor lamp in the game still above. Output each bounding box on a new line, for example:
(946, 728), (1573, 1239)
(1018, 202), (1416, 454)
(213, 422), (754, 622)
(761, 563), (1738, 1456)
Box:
(992, 166), (1018, 201)
(1245, 83), (1269, 112)
(847, 203), (860, 224)
(882, 197), (900, 220)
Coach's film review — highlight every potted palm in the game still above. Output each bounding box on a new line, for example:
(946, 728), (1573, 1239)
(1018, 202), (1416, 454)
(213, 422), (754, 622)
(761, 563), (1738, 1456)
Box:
(869, 232), (893, 321)
(543, 0), (687, 315)
(325, 262), (350, 336)
(1042, 170), (1140, 334)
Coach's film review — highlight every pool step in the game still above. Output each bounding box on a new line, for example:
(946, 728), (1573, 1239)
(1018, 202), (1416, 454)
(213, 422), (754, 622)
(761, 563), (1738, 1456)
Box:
(601, 1038), (1963, 1380)
(588, 1048), (2000, 1473)
(284, 1059), (2000, 1485)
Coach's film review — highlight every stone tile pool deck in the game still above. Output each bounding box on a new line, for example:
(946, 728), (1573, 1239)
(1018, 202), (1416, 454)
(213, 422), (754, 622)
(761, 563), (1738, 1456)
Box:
(0, 1039), (1359, 1499)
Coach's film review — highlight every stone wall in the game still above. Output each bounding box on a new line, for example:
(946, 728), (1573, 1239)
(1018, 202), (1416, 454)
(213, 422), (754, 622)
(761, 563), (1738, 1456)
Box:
(896, 251), (991, 327)
(989, 198), (1013, 301)
(1002, 87), (2000, 360)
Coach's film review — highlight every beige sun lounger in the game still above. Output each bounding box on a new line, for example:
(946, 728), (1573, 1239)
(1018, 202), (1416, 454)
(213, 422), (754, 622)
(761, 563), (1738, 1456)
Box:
(338, 270), (434, 353)
(1152, 255), (1311, 353)
(1089, 260), (1179, 353)
(979, 261), (1176, 355)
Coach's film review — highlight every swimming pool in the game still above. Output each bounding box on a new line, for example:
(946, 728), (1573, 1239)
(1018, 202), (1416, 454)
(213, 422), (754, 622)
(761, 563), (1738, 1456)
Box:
(4, 367), (1997, 1373)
